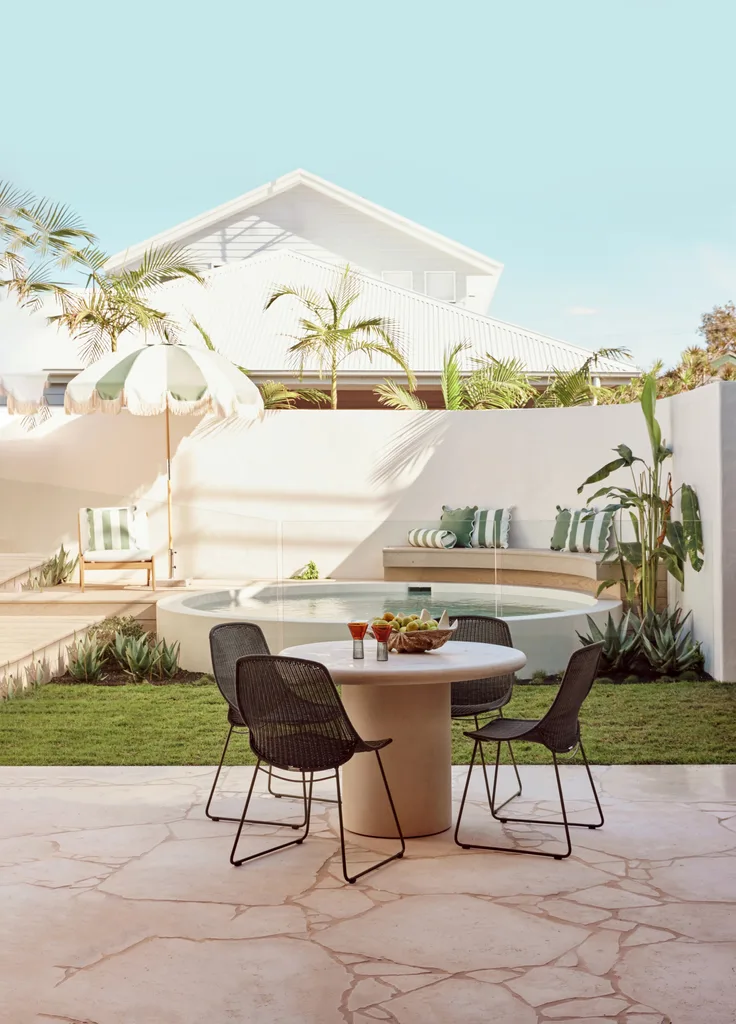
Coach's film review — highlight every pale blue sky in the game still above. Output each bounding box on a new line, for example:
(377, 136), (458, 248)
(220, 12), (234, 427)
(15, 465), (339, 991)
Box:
(4, 0), (735, 368)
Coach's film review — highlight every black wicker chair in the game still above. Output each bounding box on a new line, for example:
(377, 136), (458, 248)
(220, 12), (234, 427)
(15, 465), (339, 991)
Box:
(454, 642), (605, 860)
(451, 615), (522, 810)
(206, 623), (338, 823)
(230, 655), (405, 883)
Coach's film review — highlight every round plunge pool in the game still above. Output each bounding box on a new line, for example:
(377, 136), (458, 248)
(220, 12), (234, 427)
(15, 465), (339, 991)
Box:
(157, 581), (621, 676)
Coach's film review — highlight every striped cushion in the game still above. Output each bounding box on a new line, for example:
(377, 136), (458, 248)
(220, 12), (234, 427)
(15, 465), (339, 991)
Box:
(550, 506), (614, 554)
(85, 507), (137, 551)
(407, 528), (458, 549)
(470, 508), (512, 549)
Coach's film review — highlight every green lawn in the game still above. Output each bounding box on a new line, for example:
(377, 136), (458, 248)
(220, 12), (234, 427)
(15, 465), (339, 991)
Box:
(1, 680), (734, 765)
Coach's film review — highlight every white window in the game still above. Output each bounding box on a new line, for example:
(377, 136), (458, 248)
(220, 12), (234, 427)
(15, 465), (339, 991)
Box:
(425, 271), (456, 302)
(382, 271), (413, 291)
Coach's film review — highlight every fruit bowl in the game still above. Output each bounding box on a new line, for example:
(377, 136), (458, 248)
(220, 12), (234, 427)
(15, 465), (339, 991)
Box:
(368, 609), (457, 653)
(386, 628), (455, 653)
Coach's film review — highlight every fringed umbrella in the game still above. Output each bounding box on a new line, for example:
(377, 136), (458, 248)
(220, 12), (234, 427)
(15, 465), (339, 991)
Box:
(65, 342), (263, 579)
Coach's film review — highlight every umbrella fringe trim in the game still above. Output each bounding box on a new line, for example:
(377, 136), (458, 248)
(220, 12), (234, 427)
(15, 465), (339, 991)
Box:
(63, 391), (240, 418)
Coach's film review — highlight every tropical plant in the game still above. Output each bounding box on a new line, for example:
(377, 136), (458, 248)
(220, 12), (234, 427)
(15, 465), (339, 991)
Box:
(375, 344), (533, 410)
(190, 318), (328, 409)
(115, 633), (156, 680)
(49, 245), (204, 362)
(22, 546), (78, 590)
(66, 635), (106, 682)
(578, 375), (704, 614)
(90, 616), (145, 664)
(536, 347), (631, 407)
(638, 607), (704, 675)
(264, 265), (415, 409)
(152, 638), (181, 679)
(577, 611), (642, 673)
(0, 181), (95, 310)
(290, 560), (320, 580)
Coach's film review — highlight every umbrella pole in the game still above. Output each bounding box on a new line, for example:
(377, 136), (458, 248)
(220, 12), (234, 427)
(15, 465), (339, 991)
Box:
(166, 400), (174, 579)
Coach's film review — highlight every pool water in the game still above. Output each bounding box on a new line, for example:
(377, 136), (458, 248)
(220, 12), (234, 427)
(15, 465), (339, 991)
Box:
(187, 586), (583, 621)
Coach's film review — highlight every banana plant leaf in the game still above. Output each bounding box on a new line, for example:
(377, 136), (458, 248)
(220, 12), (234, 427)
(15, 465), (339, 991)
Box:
(659, 544), (685, 587)
(640, 375), (661, 457)
(681, 483), (704, 571)
(577, 457), (629, 493)
(618, 541), (643, 567)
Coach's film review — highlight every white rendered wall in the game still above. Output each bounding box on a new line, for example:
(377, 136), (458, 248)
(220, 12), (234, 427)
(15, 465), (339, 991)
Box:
(0, 390), (731, 675)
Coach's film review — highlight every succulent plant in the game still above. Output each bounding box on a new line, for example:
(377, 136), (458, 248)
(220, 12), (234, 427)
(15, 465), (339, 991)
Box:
(577, 611), (642, 673)
(23, 545), (78, 590)
(66, 635), (106, 682)
(153, 638), (180, 679)
(638, 607), (704, 676)
(116, 633), (155, 680)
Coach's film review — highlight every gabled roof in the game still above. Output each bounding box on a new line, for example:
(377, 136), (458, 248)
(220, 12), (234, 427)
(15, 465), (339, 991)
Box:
(105, 169), (504, 278)
(147, 250), (639, 381)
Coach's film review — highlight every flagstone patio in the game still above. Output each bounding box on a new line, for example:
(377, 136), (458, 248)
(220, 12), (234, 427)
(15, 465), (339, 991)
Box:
(2, 763), (735, 1024)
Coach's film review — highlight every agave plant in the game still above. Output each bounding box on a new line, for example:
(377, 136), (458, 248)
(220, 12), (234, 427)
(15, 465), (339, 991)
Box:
(153, 638), (181, 679)
(638, 607), (704, 675)
(114, 633), (155, 680)
(66, 636), (106, 682)
(577, 610), (642, 673)
(23, 546), (79, 590)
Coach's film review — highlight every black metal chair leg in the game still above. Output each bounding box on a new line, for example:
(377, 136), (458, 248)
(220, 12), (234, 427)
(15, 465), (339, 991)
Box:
(205, 724), (235, 821)
(454, 740), (479, 848)
(231, 763), (314, 867)
(207, 732), (306, 829)
(475, 713), (522, 814)
(457, 740), (573, 859)
(579, 740), (604, 828)
(335, 751), (405, 884)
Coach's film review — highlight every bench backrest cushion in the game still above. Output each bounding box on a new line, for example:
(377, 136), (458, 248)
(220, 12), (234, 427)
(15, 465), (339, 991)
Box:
(408, 528), (458, 549)
(551, 506), (614, 553)
(440, 506), (477, 548)
(470, 507), (512, 549)
(81, 506), (145, 552)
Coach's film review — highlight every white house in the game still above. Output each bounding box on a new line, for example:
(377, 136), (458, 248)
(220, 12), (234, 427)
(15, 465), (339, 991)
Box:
(1, 169), (637, 409)
(108, 169), (638, 406)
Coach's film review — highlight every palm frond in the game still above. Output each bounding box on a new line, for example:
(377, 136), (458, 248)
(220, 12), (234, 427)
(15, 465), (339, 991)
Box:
(263, 283), (323, 312)
(118, 244), (203, 293)
(190, 315), (215, 351)
(537, 365), (593, 407)
(441, 342), (468, 410)
(374, 378), (428, 410)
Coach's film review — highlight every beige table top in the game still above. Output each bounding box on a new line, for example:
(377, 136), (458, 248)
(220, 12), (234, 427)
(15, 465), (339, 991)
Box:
(279, 639), (527, 687)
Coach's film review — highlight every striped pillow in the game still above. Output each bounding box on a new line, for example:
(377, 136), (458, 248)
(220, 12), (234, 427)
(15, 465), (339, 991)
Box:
(85, 507), (137, 551)
(470, 508), (512, 549)
(550, 506), (614, 554)
(407, 528), (457, 549)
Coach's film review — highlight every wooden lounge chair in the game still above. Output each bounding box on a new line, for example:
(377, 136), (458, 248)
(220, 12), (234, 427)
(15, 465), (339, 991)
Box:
(78, 506), (155, 591)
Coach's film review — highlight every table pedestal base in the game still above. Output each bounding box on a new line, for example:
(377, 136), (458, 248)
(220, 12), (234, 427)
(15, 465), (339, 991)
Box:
(341, 680), (452, 839)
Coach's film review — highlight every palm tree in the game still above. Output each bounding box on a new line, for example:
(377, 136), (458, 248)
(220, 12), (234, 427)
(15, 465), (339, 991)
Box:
(536, 347), (632, 407)
(49, 245), (205, 363)
(264, 265), (415, 409)
(189, 318), (328, 409)
(0, 181), (95, 309)
(375, 343), (534, 410)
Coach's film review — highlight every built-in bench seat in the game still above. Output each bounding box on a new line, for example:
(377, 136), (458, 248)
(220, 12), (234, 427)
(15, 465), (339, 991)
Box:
(382, 546), (623, 596)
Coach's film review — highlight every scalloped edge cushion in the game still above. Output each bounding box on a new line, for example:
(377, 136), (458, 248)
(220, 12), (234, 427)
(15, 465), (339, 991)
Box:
(407, 528), (458, 549)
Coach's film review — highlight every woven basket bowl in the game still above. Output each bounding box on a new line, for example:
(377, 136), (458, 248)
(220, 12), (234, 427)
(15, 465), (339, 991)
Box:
(386, 628), (455, 654)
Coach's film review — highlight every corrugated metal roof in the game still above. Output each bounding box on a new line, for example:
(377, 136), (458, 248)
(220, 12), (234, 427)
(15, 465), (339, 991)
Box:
(149, 250), (638, 379)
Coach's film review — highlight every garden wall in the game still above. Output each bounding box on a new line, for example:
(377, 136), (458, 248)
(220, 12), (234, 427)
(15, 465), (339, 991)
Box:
(0, 383), (731, 676)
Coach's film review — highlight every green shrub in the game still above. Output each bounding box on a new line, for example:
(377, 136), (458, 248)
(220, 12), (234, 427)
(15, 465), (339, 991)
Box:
(90, 616), (145, 659)
(290, 560), (319, 580)
(531, 669), (549, 683)
(67, 636), (106, 682)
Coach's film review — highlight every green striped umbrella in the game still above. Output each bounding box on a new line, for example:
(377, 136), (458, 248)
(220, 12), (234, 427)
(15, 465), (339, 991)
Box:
(65, 343), (263, 578)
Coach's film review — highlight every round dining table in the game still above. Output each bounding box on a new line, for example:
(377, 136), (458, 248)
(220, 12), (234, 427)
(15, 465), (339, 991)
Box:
(279, 638), (527, 839)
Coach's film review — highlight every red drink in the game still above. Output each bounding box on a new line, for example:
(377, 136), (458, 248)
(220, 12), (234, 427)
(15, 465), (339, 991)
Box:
(347, 621), (369, 640)
(372, 622), (392, 643)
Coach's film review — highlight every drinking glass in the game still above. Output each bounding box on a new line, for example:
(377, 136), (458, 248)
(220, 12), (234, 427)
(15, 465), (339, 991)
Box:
(372, 621), (392, 661)
(347, 621), (368, 659)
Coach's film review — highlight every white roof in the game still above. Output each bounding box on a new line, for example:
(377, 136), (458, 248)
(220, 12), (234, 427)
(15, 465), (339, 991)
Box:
(148, 250), (638, 380)
(105, 168), (504, 278)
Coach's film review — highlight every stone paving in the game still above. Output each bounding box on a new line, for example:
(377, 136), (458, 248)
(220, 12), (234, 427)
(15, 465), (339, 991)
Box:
(2, 763), (735, 1023)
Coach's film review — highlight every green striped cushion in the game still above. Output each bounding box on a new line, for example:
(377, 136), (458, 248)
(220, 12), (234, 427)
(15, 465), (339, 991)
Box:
(407, 528), (457, 549)
(470, 508), (511, 549)
(85, 507), (136, 551)
(550, 506), (614, 554)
